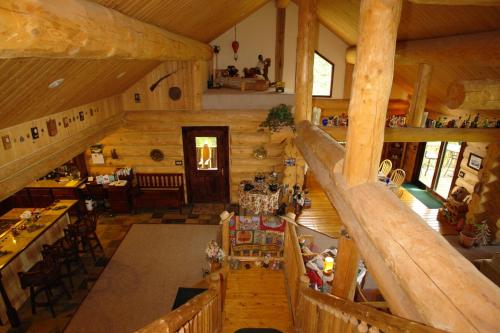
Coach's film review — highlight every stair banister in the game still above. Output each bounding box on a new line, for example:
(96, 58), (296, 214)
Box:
(295, 120), (500, 333)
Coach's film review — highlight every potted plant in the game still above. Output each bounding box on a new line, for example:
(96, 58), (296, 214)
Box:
(459, 222), (476, 248)
(260, 104), (295, 133)
(205, 240), (225, 272)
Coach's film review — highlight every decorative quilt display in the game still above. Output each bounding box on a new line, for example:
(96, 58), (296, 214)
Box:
(229, 215), (285, 254)
(238, 182), (281, 215)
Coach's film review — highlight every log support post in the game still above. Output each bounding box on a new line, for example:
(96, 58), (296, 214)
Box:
(408, 64), (432, 127)
(275, 0), (289, 83)
(331, 233), (360, 300)
(343, 0), (402, 186)
(294, 0), (318, 122)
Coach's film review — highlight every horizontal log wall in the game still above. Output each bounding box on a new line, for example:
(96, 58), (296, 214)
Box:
(86, 110), (290, 203)
(0, 97), (122, 200)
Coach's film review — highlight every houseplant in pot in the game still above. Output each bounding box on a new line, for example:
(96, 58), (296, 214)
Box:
(459, 222), (476, 248)
(260, 104), (295, 133)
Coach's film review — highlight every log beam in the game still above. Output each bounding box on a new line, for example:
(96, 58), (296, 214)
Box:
(275, 5), (287, 82)
(294, 0), (318, 122)
(447, 79), (500, 110)
(343, 0), (402, 186)
(0, 0), (212, 61)
(345, 31), (500, 66)
(296, 120), (500, 333)
(324, 127), (500, 143)
(408, 64), (433, 127)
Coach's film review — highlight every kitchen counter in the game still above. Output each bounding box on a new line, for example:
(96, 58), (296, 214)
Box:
(26, 179), (85, 188)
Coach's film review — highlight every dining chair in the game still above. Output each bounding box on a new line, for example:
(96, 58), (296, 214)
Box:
(378, 159), (392, 177)
(390, 169), (406, 187)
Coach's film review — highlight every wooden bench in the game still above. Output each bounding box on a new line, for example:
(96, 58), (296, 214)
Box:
(133, 173), (184, 213)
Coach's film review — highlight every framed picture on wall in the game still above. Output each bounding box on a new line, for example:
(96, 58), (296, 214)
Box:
(467, 153), (483, 171)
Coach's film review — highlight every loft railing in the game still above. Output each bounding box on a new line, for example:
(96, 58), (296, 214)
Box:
(294, 120), (500, 332)
(283, 221), (446, 333)
(296, 286), (446, 333)
(136, 274), (222, 333)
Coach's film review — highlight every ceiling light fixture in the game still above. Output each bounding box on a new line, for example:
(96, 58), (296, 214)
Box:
(48, 78), (64, 89)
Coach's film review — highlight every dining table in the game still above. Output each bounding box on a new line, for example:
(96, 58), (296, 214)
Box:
(0, 200), (77, 326)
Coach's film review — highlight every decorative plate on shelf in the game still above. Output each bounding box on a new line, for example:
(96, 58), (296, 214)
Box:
(150, 149), (165, 162)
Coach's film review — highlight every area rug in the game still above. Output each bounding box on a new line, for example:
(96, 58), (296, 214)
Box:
(65, 224), (219, 333)
(402, 184), (443, 209)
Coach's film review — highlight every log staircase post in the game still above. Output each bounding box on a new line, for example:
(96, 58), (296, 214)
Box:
(331, 233), (360, 300)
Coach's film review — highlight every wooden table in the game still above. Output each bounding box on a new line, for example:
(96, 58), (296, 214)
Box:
(0, 200), (77, 326)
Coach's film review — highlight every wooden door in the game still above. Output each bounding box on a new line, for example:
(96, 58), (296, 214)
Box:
(182, 127), (230, 203)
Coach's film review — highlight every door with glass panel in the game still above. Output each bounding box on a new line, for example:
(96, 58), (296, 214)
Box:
(182, 127), (230, 203)
(417, 141), (462, 199)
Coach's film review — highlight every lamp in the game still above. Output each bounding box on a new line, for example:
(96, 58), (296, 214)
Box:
(323, 257), (334, 273)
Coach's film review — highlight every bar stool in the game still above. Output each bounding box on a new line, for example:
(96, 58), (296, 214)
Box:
(42, 233), (87, 290)
(18, 255), (71, 317)
(68, 213), (104, 262)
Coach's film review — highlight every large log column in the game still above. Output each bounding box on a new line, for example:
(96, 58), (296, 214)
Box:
(447, 79), (500, 110)
(343, 0), (402, 186)
(408, 64), (432, 127)
(294, 0), (318, 122)
(0, 0), (212, 61)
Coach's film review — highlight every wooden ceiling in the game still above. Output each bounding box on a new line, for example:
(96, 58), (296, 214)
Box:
(316, 0), (500, 108)
(2, 0), (499, 130)
(89, 0), (269, 43)
(0, 58), (159, 128)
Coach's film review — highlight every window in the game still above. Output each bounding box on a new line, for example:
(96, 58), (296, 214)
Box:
(418, 141), (461, 198)
(312, 51), (334, 97)
(195, 137), (218, 170)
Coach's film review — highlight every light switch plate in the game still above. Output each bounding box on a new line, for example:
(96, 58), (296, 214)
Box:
(2, 135), (11, 150)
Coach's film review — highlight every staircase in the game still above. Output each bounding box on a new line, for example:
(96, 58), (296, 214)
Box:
(222, 267), (293, 333)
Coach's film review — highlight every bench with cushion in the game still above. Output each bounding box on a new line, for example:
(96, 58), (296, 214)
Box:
(133, 173), (184, 213)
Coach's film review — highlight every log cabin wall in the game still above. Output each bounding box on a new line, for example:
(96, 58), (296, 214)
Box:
(86, 61), (290, 203)
(0, 96), (122, 200)
(463, 143), (500, 243)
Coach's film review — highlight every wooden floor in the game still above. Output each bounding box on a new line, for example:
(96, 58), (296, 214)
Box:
(222, 267), (294, 333)
(297, 173), (456, 238)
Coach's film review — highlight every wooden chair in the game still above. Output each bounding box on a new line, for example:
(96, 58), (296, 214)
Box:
(42, 233), (87, 290)
(390, 169), (406, 187)
(18, 255), (71, 317)
(68, 213), (104, 262)
(85, 183), (108, 214)
(378, 159), (392, 177)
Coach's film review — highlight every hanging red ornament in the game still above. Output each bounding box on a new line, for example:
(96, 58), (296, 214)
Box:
(232, 26), (239, 61)
(231, 40), (239, 60)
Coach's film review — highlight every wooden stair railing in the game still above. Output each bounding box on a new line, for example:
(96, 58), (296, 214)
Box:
(283, 219), (307, 324)
(136, 274), (222, 333)
(294, 120), (500, 332)
(296, 282), (446, 333)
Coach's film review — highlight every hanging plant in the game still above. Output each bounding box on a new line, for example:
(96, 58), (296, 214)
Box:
(259, 104), (295, 133)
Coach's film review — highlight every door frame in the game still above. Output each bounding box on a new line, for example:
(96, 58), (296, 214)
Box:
(182, 126), (230, 204)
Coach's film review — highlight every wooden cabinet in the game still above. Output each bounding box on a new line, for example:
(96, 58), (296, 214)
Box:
(29, 188), (54, 208)
(382, 142), (407, 169)
(108, 185), (132, 213)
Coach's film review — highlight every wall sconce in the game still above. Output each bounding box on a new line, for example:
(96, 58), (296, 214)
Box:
(323, 257), (334, 273)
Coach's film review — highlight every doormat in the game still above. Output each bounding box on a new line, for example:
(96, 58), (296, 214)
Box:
(161, 218), (185, 224)
(172, 287), (207, 310)
(402, 184), (443, 209)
